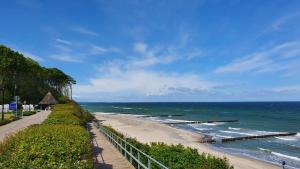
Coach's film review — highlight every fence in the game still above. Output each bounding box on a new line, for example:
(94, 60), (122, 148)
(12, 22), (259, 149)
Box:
(95, 122), (169, 169)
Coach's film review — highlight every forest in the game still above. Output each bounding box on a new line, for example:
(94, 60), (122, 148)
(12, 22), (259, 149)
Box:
(0, 45), (75, 104)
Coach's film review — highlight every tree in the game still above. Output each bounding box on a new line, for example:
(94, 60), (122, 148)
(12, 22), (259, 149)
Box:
(0, 45), (76, 107)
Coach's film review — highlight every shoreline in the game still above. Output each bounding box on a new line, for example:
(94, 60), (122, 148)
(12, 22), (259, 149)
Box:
(94, 112), (280, 169)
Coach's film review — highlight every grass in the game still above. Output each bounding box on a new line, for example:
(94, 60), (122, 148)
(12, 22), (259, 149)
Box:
(0, 102), (94, 169)
(0, 113), (18, 126)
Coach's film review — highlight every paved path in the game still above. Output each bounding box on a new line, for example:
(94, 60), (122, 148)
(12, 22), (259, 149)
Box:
(88, 122), (134, 169)
(0, 110), (50, 141)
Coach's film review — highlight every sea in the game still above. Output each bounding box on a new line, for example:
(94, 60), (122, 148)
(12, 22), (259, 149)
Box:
(81, 102), (300, 169)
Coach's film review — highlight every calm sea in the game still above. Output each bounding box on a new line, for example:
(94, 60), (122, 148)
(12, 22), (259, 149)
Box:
(81, 102), (300, 168)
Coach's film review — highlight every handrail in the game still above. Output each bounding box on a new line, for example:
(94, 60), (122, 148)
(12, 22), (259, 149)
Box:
(95, 122), (169, 169)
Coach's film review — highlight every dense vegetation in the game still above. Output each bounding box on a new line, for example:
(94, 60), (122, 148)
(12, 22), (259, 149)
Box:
(0, 45), (76, 104)
(103, 125), (234, 169)
(0, 102), (94, 169)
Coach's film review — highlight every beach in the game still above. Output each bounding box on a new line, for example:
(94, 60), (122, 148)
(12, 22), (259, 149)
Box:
(95, 113), (280, 169)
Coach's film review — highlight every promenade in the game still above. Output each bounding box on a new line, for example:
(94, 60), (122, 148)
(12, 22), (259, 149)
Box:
(88, 122), (134, 169)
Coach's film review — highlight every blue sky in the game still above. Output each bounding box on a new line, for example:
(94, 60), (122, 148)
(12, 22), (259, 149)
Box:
(1, 0), (300, 102)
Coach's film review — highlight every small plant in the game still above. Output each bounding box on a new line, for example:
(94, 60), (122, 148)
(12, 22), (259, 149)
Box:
(22, 111), (37, 116)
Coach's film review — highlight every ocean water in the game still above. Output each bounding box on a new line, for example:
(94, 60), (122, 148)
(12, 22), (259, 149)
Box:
(82, 102), (300, 168)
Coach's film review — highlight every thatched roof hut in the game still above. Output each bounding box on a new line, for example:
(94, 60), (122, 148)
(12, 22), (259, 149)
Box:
(39, 92), (58, 105)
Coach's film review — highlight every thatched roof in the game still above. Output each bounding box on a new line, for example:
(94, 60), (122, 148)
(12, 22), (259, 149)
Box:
(39, 92), (58, 105)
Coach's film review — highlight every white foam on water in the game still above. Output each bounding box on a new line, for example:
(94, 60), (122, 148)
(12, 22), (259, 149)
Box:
(112, 106), (119, 108)
(122, 107), (133, 110)
(275, 137), (298, 141)
(202, 123), (217, 126)
(271, 152), (300, 162)
(228, 127), (241, 130)
(220, 130), (255, 136)
(95, 112), (116, 115)
(166, 119), (193, 122)
(257, 147), (272, 152)
(215, 134), (233, 138)
(296, 133), (300, 137)
(255, 130), (282, 134)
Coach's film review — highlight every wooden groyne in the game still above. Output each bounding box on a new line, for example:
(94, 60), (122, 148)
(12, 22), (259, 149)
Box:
(200, 132), (297, 143)
(164, 119), (238, 125)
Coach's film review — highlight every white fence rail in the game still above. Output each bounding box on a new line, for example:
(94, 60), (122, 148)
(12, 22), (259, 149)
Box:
(95, 122), (169, 169)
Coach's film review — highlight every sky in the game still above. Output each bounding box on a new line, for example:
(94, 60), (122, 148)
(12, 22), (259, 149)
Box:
(1, 0), (300, 102)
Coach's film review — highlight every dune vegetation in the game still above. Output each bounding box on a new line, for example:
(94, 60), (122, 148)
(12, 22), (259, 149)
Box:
(103, 125), (234, 169)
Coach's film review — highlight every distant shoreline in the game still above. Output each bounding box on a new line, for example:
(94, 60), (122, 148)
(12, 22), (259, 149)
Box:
(95, 112), (280, 169)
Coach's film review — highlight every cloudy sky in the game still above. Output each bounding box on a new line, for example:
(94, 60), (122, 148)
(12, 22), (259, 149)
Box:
(1, 0), (300, 102)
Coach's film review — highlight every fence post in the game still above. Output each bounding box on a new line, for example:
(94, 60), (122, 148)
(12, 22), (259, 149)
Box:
(130, 146), (133, 163)
(125, 142), (127, 158)
(138, 152), (140, 169)
(148, 159), (151, 169)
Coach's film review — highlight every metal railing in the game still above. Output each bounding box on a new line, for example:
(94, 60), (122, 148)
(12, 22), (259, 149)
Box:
(95, 122), (169, 169)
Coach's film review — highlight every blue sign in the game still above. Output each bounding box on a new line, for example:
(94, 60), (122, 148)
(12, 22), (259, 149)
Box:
(9, 102), (17, 110)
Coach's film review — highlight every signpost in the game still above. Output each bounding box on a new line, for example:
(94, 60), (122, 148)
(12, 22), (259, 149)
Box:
(9, 96), (20, 117)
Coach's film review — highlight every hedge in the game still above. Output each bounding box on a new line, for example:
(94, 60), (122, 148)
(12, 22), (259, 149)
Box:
(0, 102), (94, 169)
(43, 102), (94, 126)
(103, 125), (234, 169)
(0, 125), (93, 168)
(23, 111), (37, 116)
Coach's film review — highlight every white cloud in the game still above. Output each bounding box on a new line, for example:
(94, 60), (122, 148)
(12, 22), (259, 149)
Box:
(70, 26), (98, 36)
(90, 45), (107, 54)
(22, 51), (43, 62)
(134, 42), (147, 53)
(130, 41), (204, 68)
(50, 53), (81, 63)
(214, 41), (300, 75)
(271, 12), (300, 30)
(11, 47), (43, 62)
(74, 68), (215, 96)
(56, 38), (71, 45)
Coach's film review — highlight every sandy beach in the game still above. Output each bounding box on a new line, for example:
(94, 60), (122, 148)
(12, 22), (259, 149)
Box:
(95, 113), (280, 169)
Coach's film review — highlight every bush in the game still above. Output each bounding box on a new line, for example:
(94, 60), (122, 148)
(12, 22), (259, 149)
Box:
(23, 111), (37, 116)
(58, 96), (71, 104)
(102, 125), (233, 169)
(0, 124), (93, 168)
(43, 102), (94, 126)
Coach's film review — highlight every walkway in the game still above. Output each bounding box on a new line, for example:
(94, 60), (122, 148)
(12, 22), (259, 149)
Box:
(88, 122), (134, 169)
(0, 110), (50, 141)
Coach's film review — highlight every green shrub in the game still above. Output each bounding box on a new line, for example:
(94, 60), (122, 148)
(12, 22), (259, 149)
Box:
(102, 125), (233, 169)
(23, 111), (37, 116)
(43, 102), (94, 126)
(0, 124), (93, 169)
(58, 96), (71, 104)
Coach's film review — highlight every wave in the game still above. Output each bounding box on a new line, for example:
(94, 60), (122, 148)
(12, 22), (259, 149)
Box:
(122, 107), (133, 110)
(202, 122), (225, 126)
(255, 130), (281, 134)
(275, 137), (298, 141)
(215, 134), (233, 138)
(228, 127), (241, 130)
(220, 130), (255, 136)
(296, 133), (300, 137)
(95, 112), (116, 115)
(112, 106), (119, 108)
(257, 147), (272, 152)
(271, 152), (300, 162)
